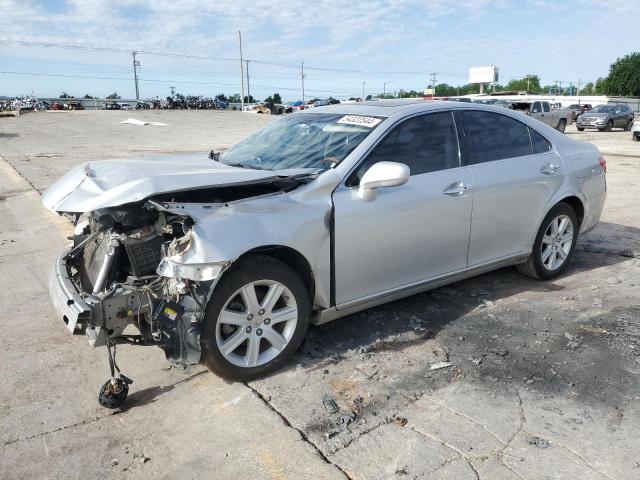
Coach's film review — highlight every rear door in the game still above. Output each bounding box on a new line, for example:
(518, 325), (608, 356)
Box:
(333, 111), (473, 307)
(541, 102), (554, 126)
(459, 110), (564, 265)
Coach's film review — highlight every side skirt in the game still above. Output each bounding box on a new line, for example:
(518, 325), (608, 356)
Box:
(311, 252), (529, 326)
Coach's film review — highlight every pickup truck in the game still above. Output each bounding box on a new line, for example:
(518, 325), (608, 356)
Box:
(510, 101), (573, 133)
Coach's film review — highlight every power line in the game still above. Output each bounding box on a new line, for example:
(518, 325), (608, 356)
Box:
(0, 39), (473, 78)
(1, 39), (576, 89)
(0, 70), (353, 94)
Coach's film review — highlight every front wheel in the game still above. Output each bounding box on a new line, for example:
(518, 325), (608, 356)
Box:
(577, 127), (584, 132)
(624, 120), (633, 131)
(516, 203), (579, 280)
(556, 119), (566, 133)
(201, 255), (310, 381)
(605, 120), (613, 132)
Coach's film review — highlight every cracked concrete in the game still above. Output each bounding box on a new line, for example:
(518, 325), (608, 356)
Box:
(1, 112), (639, 479)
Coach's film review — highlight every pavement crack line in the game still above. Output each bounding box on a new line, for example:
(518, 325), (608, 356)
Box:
(0, 154), (42, 196)
(407, 425), (480, 480)
(500, 389), (615, 480)
(3, 412), (117, 447)
(419, 394), (509, 447)
(244, 382), (353, 480)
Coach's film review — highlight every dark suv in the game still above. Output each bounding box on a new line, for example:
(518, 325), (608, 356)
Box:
(576, 104), (635, 132)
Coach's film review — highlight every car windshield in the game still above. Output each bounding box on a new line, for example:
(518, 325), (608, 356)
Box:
(219, 113), (382, 171)
(591, 105), (615, 113)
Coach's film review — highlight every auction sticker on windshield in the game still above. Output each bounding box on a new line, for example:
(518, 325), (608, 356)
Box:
(337, 115), (382, 128)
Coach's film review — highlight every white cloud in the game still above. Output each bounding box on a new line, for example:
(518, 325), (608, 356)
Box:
(0, 0), (638, 98)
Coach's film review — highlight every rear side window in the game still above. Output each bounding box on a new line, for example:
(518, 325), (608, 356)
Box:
(461, 111), (533, 163)
(347, 111), (459, 185)
(529, 128), (552, 154)
(542, 103), (551, 113)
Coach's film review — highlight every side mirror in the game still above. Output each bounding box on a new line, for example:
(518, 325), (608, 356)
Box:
(357, 161), (410, 201)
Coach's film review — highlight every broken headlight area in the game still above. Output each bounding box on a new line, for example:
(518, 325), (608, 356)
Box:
(61, 202), (214, 365)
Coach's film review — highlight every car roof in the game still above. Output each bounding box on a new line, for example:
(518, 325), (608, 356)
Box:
(309, 99), (488, 117)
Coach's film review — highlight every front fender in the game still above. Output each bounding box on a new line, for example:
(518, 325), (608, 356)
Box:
(157, 194), (333, 307)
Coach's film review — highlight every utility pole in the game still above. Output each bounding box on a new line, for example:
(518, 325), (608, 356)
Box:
(362, 81), (366, 100)
(132, 51), (140, 100)
(576, 78), (582, 97)
(245, 60), (251, 104)
(301, 62), (305, 103)
(430, 72), (438, 95)
(238, 31), (245, 111)
(170, 86), (175, 97)
(383, 81), (393, 98)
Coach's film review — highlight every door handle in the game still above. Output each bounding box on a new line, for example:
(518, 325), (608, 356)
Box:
(540, 163), (561, 175)
(443, 181), (472, 196)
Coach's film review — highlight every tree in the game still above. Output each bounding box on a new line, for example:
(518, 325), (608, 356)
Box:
(273, 93), (282, 104)
(602, 53), (640, 96)
(215, 93), (228, 102)
(83, 94), (94, 99)
(106, 92), (121, 99)
(228, 94), (242, 103)
(594, 77), (607, 95)
(505, 75), (541, 92)
(60, 91), (73, 98)
(243, 95), (257, 103)
(581, 82), (595, 95)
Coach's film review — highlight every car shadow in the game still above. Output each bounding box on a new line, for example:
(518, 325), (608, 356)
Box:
(269, 222), (638, 409)
(121, 370), (208, 411)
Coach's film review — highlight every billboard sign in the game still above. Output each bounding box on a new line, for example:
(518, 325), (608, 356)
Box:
(424, 88), (435, 95)
(469, 66), (498, 84)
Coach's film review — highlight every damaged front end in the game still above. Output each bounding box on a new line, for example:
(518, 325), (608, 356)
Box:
(50, 200), (222, 365)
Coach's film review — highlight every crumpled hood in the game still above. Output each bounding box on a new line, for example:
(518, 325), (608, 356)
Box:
(43, 155), (312, 213)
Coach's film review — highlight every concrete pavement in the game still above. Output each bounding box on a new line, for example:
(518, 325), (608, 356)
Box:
(1, 111), (639, 479)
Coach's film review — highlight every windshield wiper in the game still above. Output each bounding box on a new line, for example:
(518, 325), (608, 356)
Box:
(223, 162), (264, 170)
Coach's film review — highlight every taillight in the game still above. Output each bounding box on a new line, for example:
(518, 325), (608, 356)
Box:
(599, 156), (607, 173)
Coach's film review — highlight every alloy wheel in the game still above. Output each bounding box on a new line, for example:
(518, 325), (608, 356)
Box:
(215, 280), (298, 368)
(541, 215), (574, 271)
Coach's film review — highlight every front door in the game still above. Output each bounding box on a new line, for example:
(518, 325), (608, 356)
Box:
(332, 111), (473, 307)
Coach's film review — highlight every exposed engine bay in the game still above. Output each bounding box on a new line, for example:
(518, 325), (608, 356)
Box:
(58, 179), (310, 366)
(65, 201), (206, 364)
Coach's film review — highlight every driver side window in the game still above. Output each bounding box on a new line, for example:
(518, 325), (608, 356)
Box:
(347, 111), (460, 187)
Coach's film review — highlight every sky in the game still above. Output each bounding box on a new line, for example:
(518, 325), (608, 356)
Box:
(0, 0), (638, 101)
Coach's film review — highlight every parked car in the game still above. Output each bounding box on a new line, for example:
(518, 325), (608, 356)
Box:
(118, 103), (134, 110)
(66, 101), (84, 110)
(511, 101), (572, 132)
(284, 100), (305, 113)
(567, 104), (592, 121)
(576, 104), (635, 132)
(44, 101), (606, 406)
(104, 103), (122, 110)
(632, 120), (640, 141)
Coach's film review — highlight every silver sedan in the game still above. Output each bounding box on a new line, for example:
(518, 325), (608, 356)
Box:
(44, 101), (606, 403)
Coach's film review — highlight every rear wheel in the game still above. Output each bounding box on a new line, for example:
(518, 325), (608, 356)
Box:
(201, 255), (310, 381)
(556, 119), (566, 133)
(605, 120), (613, 132)
(577, 127), (584, 132)
(516, 203), (579, 280)
(625, 120), (633, 131)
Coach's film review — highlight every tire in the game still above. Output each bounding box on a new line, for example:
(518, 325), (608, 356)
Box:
(516, 202), (579, 280)
(624, 120), (633, 131)
(201, 255), (310, 381)
(605, 120), (613, 132)
(577, 127), (584, 132)
(556, 119), (566, 133)
(634, 133), (640, 141)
